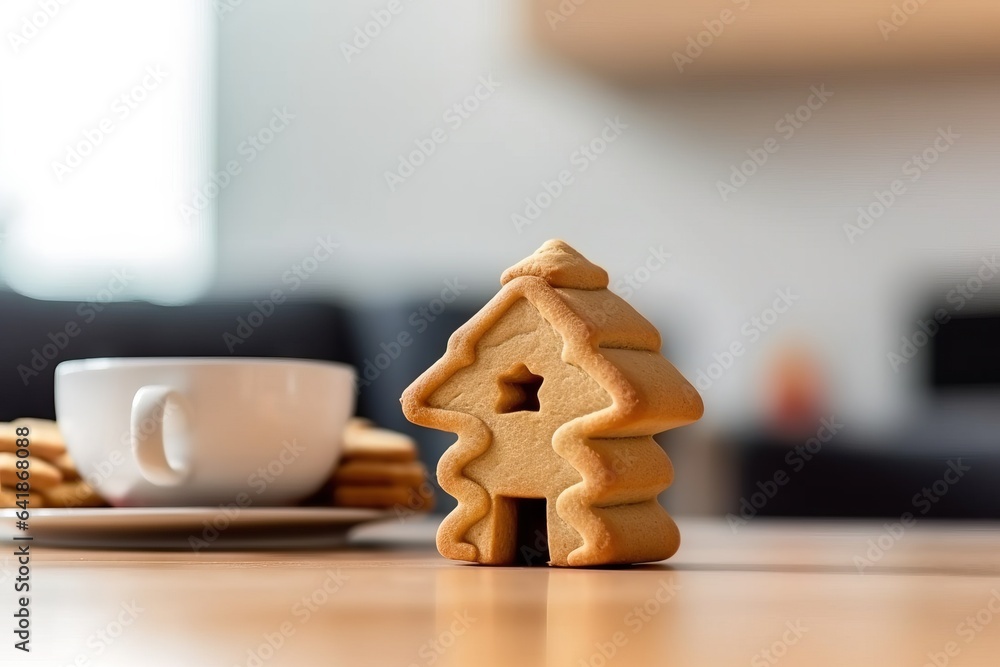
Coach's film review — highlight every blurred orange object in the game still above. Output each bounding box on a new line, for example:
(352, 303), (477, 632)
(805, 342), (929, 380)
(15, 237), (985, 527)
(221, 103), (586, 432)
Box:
(530, 0), (1000, 80)
(763, 344), (828, 434)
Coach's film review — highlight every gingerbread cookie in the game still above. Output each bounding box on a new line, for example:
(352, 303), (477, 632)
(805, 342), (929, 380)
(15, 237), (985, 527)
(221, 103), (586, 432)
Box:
(0, 419), (110, 510)
(41, 480), (105, 508)
(333, 483), (434, 511)
(52, 451), (81, 481)
(325, 419), (433, 512)
(341, 419), (418, 463)
(0, 489), (45, 509)
(401, 239), (703, 567)
(0, 452), (63, 491)
(0, 420), (67, 462)
(333, 460), (427, 487)
(333, 485), (415, 509)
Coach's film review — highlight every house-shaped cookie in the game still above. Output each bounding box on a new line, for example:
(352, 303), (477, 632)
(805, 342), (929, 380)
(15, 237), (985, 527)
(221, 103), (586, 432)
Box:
(401, 240), (703, 566)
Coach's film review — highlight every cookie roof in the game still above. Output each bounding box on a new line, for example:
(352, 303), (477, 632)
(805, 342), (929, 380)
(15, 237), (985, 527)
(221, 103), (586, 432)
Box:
(402, 240), (703, 437)
(500, 239), (609, 290)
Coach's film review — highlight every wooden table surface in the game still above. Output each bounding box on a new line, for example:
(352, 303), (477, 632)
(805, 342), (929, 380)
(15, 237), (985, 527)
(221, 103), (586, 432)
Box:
(7, 518), (1000, 666)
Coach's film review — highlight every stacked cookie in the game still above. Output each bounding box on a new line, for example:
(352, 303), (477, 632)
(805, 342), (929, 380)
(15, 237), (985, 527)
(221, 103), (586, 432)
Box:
(330, 418), (433, 513)
(1, 416), (432, 514)
(0, 419), (105, 509)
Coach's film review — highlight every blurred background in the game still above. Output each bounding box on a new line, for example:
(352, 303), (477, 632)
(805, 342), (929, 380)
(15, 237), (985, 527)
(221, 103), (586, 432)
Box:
(1, 0), (998, 520)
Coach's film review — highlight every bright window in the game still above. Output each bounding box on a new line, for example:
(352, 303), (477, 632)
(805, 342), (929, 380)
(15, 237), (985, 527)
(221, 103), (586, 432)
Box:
(0, 0), (215, 304)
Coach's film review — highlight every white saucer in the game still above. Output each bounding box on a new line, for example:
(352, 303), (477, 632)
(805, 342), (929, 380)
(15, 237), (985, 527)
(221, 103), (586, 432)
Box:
(0, 507), (394, 550)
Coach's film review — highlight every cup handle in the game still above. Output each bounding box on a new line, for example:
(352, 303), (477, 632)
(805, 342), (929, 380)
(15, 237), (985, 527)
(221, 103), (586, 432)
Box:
(131, 385), (188, 486)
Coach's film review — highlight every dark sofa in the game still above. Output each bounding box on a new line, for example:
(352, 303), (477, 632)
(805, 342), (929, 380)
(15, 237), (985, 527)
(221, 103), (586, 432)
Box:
(0, 291), (480, 513)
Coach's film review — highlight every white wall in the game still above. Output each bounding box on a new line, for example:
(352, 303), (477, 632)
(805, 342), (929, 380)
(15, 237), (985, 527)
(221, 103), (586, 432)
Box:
(214, 0), (1000, 431)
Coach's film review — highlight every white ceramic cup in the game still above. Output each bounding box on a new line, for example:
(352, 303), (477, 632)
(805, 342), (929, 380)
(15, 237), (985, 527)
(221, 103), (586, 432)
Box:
(54, 358), (356, 507)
